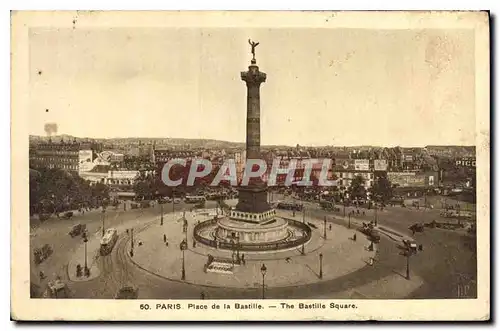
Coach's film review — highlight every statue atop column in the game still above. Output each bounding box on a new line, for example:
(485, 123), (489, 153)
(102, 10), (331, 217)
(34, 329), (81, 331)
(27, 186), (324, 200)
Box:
(248, 39), (260, 62)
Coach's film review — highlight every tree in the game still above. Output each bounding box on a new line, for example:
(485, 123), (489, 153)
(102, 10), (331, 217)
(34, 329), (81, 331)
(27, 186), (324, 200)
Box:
(348, 175), (367, 201)
(371, 174), (393, 203)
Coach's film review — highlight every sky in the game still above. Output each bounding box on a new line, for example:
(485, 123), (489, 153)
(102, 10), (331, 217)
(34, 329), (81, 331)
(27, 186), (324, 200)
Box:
(29, 27), (476, 146)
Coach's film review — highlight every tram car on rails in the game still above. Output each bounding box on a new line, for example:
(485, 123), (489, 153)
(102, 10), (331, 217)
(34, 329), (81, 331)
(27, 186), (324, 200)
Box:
(100, 228), (119, 256)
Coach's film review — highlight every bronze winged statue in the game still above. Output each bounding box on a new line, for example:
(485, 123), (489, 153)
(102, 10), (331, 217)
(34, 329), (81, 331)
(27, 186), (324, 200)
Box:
(248, 39), (260, 60)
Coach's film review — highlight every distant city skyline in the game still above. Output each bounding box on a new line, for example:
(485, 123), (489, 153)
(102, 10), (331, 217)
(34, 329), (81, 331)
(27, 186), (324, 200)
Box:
(30, 27), (476, 147)
(29, 134), (476, 149)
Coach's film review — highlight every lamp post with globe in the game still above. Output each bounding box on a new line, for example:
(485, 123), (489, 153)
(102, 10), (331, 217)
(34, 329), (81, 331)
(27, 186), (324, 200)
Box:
(260, 264), (267, 299)
(180, 239), (187, 280)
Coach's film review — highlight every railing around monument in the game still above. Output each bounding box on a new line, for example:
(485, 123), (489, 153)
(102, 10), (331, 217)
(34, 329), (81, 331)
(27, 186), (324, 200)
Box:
(193, 217), (312, 251)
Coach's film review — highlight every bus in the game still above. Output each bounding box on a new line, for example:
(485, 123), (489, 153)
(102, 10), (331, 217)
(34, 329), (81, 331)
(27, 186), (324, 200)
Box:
(185, 195), (206, 204)
(100, 228), (119, 256)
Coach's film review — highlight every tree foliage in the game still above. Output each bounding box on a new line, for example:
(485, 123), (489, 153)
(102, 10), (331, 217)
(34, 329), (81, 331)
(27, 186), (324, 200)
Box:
(371, 174), (393, 202)
(29, 167), (110, 215)
(348, 175), (367, 200)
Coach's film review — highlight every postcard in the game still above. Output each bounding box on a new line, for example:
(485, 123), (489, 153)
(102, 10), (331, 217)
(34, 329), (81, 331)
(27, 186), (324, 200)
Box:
(11, 10), (490, 321)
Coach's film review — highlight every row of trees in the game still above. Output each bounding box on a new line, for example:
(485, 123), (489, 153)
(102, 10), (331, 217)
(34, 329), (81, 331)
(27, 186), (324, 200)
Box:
(29, 167), (110, 215)
(132, 162), (394, 204)
(347, 173), (393, 203)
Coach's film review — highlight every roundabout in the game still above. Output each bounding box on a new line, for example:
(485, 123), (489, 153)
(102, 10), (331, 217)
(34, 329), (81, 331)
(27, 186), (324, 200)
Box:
(124, 208), (376, 289)
(30, 195), (473, 300)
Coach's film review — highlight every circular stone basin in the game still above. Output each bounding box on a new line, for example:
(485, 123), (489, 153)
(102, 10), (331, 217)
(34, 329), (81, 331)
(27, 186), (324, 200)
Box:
(216, 216), (289, 244)
(194, 215), (312, 252)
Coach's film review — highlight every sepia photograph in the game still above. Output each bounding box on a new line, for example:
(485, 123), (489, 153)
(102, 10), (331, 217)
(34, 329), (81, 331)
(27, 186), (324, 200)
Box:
(11, 10), (490, 321)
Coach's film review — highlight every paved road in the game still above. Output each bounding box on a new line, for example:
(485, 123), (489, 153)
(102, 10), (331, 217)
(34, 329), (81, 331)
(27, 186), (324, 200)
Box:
(31, 198), (476, 299)
(302, 202), (477, 299)
(30, 200), (204, 297)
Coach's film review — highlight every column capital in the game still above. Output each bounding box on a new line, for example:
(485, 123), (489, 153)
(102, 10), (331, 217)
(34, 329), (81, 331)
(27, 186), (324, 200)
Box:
(241, 66), (267, 86)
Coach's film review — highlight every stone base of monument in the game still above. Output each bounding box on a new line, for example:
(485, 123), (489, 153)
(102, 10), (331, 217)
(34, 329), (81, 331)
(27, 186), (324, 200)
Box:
(194, 209), (312, 252)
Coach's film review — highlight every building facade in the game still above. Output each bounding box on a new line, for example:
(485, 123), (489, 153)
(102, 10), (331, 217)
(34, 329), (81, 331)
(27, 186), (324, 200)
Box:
(29, 139), (103, 173)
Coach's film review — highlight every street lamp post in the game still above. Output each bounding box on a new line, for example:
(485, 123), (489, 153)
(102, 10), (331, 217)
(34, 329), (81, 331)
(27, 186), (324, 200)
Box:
(302, 207), (305, 224)
(374, 205), (378, 226)
(160, 203), (164, 226)
(343, 202), (346, 217)
(83, 233), (89, 277)
(301, 230), (306, 255)
(172, 188), (175, 215)
(260, 264), (267, 299)
(101, 207), (106, 237)
(319, 253), (323, 279)
(348, 212), (351, 229)
(236, 236), (240, 263)
(180, 239), (187, 280)
(230, 239), (235, 266)
(323, 216), (327, 239)
(130, 228), (134, 257)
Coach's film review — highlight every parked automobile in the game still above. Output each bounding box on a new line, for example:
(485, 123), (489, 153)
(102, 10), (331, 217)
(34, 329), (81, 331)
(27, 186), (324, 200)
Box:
(173, 198), (182, 204)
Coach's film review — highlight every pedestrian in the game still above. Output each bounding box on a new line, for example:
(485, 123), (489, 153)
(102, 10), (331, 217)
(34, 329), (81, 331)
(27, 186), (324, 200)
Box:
(369, 257), (374, 266)
(163, 234), (166, 243)
(200, 291), (206, 300)
(241, 254), (246, 265)
(362, 211), (365, 216)
(353, 233), (357, 241)
(418, 244), (423, 251)
(166, 240), (169, 247)
(39, 270), (45, 280)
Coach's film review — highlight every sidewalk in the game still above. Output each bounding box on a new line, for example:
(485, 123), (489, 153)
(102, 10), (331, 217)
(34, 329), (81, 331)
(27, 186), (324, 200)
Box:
(128, 209), (375, 289)
(67, 212), (169, 282)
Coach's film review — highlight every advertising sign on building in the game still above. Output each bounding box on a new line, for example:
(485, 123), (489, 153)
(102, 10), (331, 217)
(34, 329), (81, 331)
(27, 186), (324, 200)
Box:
(387, 172), (426, 187)
(334, 158), (353, 171)
(428, 175), (435, 186)
(404, 155), (413, 161)
(78, 150), (93, 173)
(374, 159), (388, 171)
(354, 159), (369, 171)
(455, 157), (476, 168)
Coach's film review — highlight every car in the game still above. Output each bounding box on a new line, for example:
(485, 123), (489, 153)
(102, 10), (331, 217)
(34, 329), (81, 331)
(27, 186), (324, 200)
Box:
(409, 223), (424, 233)
(61, 211), (74, 220)
(34, 244), (53, 264)
(43, 279), (70, 298)
(173, 198), (182, 204)
(115, 286), (139, 299)
(69, 223), (86, 237)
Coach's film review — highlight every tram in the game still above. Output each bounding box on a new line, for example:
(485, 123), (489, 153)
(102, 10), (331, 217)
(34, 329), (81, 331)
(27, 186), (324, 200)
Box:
(100, 228), (119, 256)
